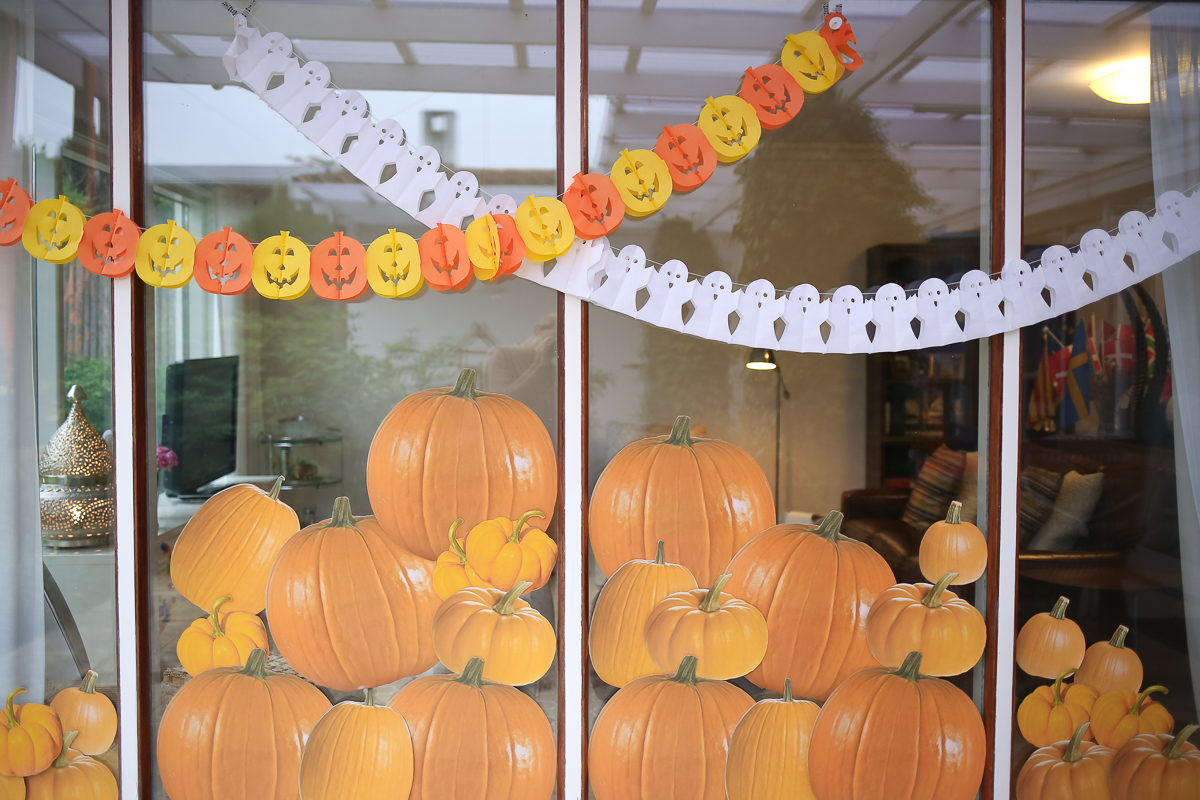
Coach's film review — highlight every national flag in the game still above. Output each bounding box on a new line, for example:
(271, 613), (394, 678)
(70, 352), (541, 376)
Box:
(1029, 334), (1063, 430)
(1103, 323), (1134, 372)
(1049, 341), (1072, 399)
(1086, 317), (1103, 375)
(1062, 321), (1095, 429)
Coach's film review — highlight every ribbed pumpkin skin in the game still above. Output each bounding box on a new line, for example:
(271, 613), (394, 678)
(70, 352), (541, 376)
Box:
(388, 660), (556, 800)
(864, 576), (986, 677)
(1074, 626), (1142, 695)
(1016, 671), (1099, 748)
(171, 481), (299, 615)
(918, 502), (986, 585)
(0, 774), (22, 799)
(724, 514), (895, 699)
(589, 416), (774, 586)
(49, 672), (117, 756)
(298, 698), (413, 800)
(366, 369), (557, 561)
(431, 585), (556, 686)
(725, 683), (819, 800)
(0, 691), (63, 778)
(156, 652), (332, 800)
(1015, 734), (1114, 800)
(265, 505), (439, 691)
(1015, 597), (1086, 679)
(642, 578), (768, 680)
(25, 746), (117, 800)
(1089, 687), (1173, 750)
(1110, 729), (1200, 800)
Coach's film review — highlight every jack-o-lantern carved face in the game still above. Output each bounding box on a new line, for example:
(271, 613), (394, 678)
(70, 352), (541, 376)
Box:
(819, 9), (863, 72)
(78, 209), (139, 277)
(365, 228), (423, 299)
(193, 227), (254, 295)
(465, 214), (503, 280)
(782, 31), (841, 94)
(739, 65), (805, 130)
(492, 213), (525, 276)
(419, 223), (472, 292)
(653, 124), (717, 193)
(0, 177), (32, 246)
(23, 195), (85, 264)
(563, 173), (626, 240)
(310, 231), (368, 301)
(516, 195), (576, 262)
(696, 96), (762, 164)
(252, 231), (311, 300)
(135, 220), (196, 288)
(609, 150), (674, 218)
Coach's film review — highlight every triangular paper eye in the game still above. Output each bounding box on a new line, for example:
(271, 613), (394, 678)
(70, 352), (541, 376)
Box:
(738, 65), (805, 130)
(135, 220), (196, 288)
(23, 195), (86, 263)
(194, 227), (254, 295)
(252, 231), (310, 300)
(608, 150), (673, 218)
(366, 228), (423, 298)
(564, 173), (625, 240)
(782, 31), (841, 94)
(310, 231), (369, 301)
(419, 223), (472, 291)
(0, 177), (33, 246)
(695, 96), (762, 164)
(515, 194), (576, 262)
(78, 209), (139, 277)
(653, 124), (717, 193)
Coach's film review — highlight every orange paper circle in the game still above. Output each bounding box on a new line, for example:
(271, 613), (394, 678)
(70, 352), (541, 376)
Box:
(419, 224), (472, 292)
(564, 173), (626, 240)
(653, 124), (718, 193)
(194, 227), (254, 295)
(78, 210), (140, 277)
(0, 178), (32, 247)
(311, 231), (369, 301)
(493, 214), (525, 276)
(739, 65), (805, 130)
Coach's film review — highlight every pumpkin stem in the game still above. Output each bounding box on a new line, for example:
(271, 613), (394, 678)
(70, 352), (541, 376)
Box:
(663, 415), (694, 447)
(494, 581), (533, 614)
(209, 596), (232, 637)
(326, 497), (356, 528)
(1132, 686), (1168, 715)
(700, 574), (732, 613)
(234, 648), (269, 680)
(446, 368), (483, 401)
(363, 688), (376, 708)
(668, 655), (700, 686)
(813, 511), (845, 543)
(922, 573), (959, 609)
(653, 540), (666, 565)
(447, 519), (467, 563)
(783, 678), (794, 703)
(1063, 722), (1089, 763)
(454, 657), (486, 689)
(53, 731), (79, 769)
(268, 475), (284, 501)
(894, 652), (924, 681)
(1164, 725), (1199, 759)
(80, 670), (99, 695)
(1051, 669), (1077, 707)
(4, 688), (22, 727)
(1050, 596), (1071, 620)
(510, 511), (546, 542)
(945, 501), (962, 524)
(1108, 625), (1130, 649)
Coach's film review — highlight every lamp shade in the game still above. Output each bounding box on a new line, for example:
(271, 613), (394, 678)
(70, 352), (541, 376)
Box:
(40, 385), (114, 547)
(745, 348), (778, 370)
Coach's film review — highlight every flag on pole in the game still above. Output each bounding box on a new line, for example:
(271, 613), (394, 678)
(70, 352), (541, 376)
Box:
(1103, 323), (1134, 372)
(1050, 339), (1072, 399)
(1087, 316), (1103, 375)
(1029, 333), (1064, 431)
(1062, 321), (1095, 429)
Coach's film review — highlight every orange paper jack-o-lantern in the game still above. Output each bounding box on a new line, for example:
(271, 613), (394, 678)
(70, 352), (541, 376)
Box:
(653, 125), (717, 194)
(420, 224), (472, 292)
(252, 231), (310, 300)
(311, 231), (369, 301)
(135, 220), (196, 288)
(194, 227), (254, 295)
(366, 228), (423, 299)
(819, 9), (863, 72)
(564, 173), (625, 240)
(697, 96), (762, 164)
(492, 213), (525, 275)
(78, 210), (140, 277)
(782, 32), (841, 94)
(739, 65), (805, 130)
(516, 195), (575, 262)
(23, 195), (86, 264)
(0, 178), (33, 247)
(610, 150), (673, 218)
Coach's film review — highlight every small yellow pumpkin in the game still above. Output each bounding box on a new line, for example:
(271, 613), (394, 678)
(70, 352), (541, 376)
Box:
(24, 731), (117, 800)
(432, 583), (556, 686)
(48, 671), (117, 756)
(298, 689), (414, 800)
(0, 689), (62, 777)
(464, 511), (558, 593)
(1091, 685), (1174, 750)
(177, 595), (269, 677)
(0, 775), (21, 800)
(1017, 668), (1099, 748)
(643, 573), (767, 680)
(431, 520), (493, 600)
(725, 678), (819, 800)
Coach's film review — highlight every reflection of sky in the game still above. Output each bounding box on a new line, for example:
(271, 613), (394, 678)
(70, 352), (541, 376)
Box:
(12, 58), (75, 158)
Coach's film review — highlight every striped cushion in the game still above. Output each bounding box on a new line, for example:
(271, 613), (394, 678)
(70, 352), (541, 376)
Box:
(902, 445), (967, 528)
(1019, 466), (1063, 546)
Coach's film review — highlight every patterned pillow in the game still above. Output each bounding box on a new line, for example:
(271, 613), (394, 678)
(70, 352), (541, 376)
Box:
(902, 445), (967, 528)
(1019, 465), (1063, 547)
(1028, 470), (1105, 551)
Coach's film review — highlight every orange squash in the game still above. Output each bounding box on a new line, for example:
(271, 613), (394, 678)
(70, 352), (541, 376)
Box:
(0, 775), (21, 800)
(176, 595), (269, 677)
(432, 520), (494, 600)
(1015, 596), (1086, 679)
(918, 501), (986, 584)
(1110, 725), (1200, 800)
(431, 583), (556, 686)
(1015, 722), (1115, 800)
(589, 540), (698, 688)
(388, 656), (556, 800)
(589, 414), (774, 585)
(157, 648), (331, 800)
(724, 511), (895, 699)
(48, 671), (116, 756)
(1075, 625), (1142, 695)
(865, 571), (986, 677)
(367, 368), (557, 560)
(808, 652), (986, 800)
(25, 731), (117, 800)
(1090, 685), (1173, 750)
(725, 678), (819, 800)
(1017, 668), (1099, 748)
(589, 655), (753, 800)
(643, 574), (767, 680)
(298, 689), (413, 800)
(463, 510), (558, 592)
(171, 477), (299, 614)
(0, 689), (62, 777)
(265, 498), (439, 691)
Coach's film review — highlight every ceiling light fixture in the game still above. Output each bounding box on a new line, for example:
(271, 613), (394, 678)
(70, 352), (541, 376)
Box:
(1090, 57), (1150, 105)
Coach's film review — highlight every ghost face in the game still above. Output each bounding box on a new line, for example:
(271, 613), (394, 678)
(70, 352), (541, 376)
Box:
(831, 286), (863, 315)
(1118, 210), (1153, 241)
(874, 284), (906, 313)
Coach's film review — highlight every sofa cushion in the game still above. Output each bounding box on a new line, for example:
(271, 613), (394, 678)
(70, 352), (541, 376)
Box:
(1028, 470), (1105, 551)
(1019, 465), (1062, 547)
(902, 445), (967, 528)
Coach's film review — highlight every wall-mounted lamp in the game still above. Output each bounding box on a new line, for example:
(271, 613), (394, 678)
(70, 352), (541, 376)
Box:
(746, 348), (778, 371)
(1090, 57), (1150, 105)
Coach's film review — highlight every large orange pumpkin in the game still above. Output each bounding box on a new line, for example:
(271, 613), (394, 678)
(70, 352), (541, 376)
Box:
(1015, 596), (1086, 679)
(918, 501), (987, 585)
(808, 652), (985, 800)
(589, 415), (774, 585)
(724, 511), (895, 699)
(589, 654), (753, 800)
(171, 477), (299, 615)
(1017, 668), (1099, 748)
(25, 731), (117, 800)
(388, 657), (556, 800)
(48, 671), (117, 756)
(265, 498), (439, 691)
(0, 689), (62, 777)
(1110, 725), (1200, 800)
(431, 582), (556, 686)
(725, 678), (819, 800)
(367, 368), (557, 561)
(865, 572), (986, 677)
(157, 648), (332, 800)
(176, 595), (269, 677)
(1090, 685), (1174, 750)
(298, 689), (413, 800)
(1015, 722), (1115, 800)
(1074, 625), (1142, 695)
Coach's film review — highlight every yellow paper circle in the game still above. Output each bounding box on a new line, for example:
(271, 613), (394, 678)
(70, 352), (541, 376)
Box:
(252, 231), (310, 300)
(782, 31), (841, 94)
(135, 220), (196, 288)
(365, 228), (423, 298)
(515, 195), (575, 263)
(696, 96), (763, 164)
(465, 214), (502, 281)
(610, 149), (674, 218)
(22, 195), (85, 264)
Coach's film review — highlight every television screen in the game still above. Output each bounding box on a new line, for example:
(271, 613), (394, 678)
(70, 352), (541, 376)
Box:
(161, 356), (238, 497)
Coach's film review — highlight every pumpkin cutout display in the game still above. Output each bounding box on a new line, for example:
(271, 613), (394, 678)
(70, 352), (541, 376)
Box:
(309, 231), (369, 301)
(297, 689), (414, 800)
(1015, 596), (1086, 679)
(590, 541), (698, 688)
(1017, 668), (1100, 748)
(176, 595), (270, 677)
(1090, 685), (1174, 750)
(252, 231), (310, 299)
(25, 731), (117, 800)
(48, 672), (116, 756)
(491, 213), (525, 275)
(819, 7), (864, 72)
(157, 649), (331, 800)
(609, 149), (673, 217)
(464, 214), (504, 280)
(77, 210), (139, 277)
(0, 688), (63, 777)
(0, 775), (21, 800)
(367, 367), (557, 561)
(515, 195), (575, 262)
(724, 511), (895, 700)
(135, 219), (196, 287)
(170, 477), (299, 616)
(462, 510), (557, 593)
(365, 228), (424, 298)
(643, 574), (768, 680)
(193, 227), (254, 295)
(589, 655), (754, 800)
(739, 65), (804, 130)
(563, 173), (625, 239)
(1074, 625), (1143, 695)
(432, 520), (494, 600)
(1015, 722), (1115, 800)
(590, 415), (773, 586)
(653, 124), (717, 193)
(1109, 725), (1200, 800)
(419, 223), (473, 291)
(0, 177), (32, 246)
(23, 195), (85, 264)
(918, 500), (987, 585)
(808, 652), (986, 800)
(266, 498), (440, 691)
(725, 679), (819, 800)
(865, 571), (986, 677)
(782, 31), (842, 94)
(696, 95), (762, 163)
(431, 582), (556, 686)
(389, 657), (556, 800)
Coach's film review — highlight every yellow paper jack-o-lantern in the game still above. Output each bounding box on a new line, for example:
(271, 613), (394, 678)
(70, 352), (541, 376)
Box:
(465, 214), (504, 281)
(782, 31), (842, 94)
(365, 228), (423, 298)
(696, 96), (762, 164)
(609, 149), (673, 217)
(515, 195), (575, 263)
(135, 220), (197, 288)
(252, 231), (311, 300)
(23, 195), (86, 264)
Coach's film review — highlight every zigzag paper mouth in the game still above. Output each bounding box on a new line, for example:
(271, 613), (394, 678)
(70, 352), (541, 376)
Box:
(322, 270), (356, 290)
(152, 260), (186, 276)
(208, 265), (241, 285)
(267, 271), (300, 287)
(376, 266), (406, 287)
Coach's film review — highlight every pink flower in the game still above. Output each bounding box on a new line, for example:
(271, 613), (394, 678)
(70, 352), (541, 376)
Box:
(156, 446), (178, 470)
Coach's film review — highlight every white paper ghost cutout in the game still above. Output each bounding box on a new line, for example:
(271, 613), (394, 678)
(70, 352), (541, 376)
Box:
(1000, 259), (1052, 330)
(1119, 210), (1177, 277)
(236, 32), (293, 94)
(414, 171), (481, 229)
(1040, 245), (1093, 314)
(682, 271), (740, 343)
(337, 118), (404, 182)
(637, 260), (694, 332)
(730, 279), (785, 348)
(378, 146), (443, 216)
(824, 285), (873, 354)
(870, 283), (919, 352)
(914, 278), (963, 348)
(1077, 228), (1133, 297)
(957, 270), (1006, 340)
(1154, 192), (1200, 259)
(523, 235), (609, 298)
(778, 284), (828, 353)
(298, 90), (370, 157)
(590, 245), (649, 316)
(474, 194), (517, 218)
(273, 63), (335, 129)
(263, 60), (330, 116)
(224, 16), (264, 81)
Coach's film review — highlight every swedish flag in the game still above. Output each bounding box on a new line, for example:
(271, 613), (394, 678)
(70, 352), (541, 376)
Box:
(1062, 321), (1094, 429)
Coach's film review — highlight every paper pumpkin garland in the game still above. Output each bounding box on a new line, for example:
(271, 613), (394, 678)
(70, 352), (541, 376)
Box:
(78, 209), (140, 277)
(252, 231), (310, 299)
(564, 174), (626, 240)
(782, 31), (841, 93)
(0, 177), (32, 246)
(366, 228), (423, 298)
(654, 124), (718, 193)
(135, 220), (196, 288)
(819, 7), (863, 72)
(610, 150), (673, 217)
(311, 231), (369, 301)
(193, 226), (254, 295)
(419, 223), (472, 291)
(24, 195), (85, 263)
(739, 65), (804, 130)
(516, 195), (575, 262)
(697, 96), (763, 163)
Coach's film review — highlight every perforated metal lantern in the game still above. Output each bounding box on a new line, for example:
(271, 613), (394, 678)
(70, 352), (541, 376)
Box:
(40, 385), (114, 548)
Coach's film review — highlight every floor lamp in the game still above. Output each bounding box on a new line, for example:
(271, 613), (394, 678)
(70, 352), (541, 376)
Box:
(746, 348), (791, 518)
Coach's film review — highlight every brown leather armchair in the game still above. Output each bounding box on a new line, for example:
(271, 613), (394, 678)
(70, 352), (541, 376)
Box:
(840, 488), (924, 583)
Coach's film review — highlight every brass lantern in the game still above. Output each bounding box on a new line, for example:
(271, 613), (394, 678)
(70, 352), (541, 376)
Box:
(40, 385), (115, 548)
